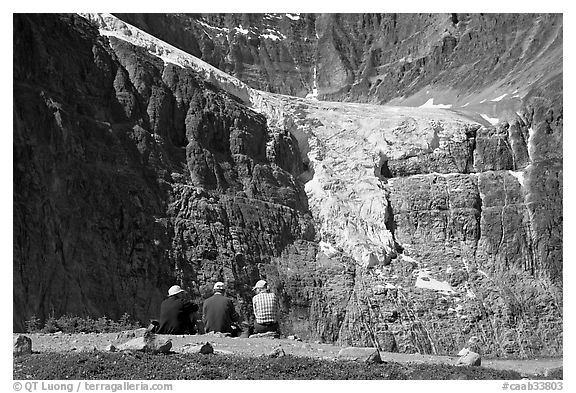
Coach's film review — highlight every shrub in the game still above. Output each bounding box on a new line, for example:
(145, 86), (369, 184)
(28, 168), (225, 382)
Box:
(26, 314), (142, 334)
(42, 316), (60, 333)
(24, 315), (41, 333)
(117, 313), (140, 331)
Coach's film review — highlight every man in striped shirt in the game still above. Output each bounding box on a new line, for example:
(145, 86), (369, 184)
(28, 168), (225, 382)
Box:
(252, 280), (280, 335)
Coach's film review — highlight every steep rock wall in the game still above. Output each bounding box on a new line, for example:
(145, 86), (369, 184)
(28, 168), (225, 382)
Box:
(13, 14), (313, 332)
(240, 86), (561, 356)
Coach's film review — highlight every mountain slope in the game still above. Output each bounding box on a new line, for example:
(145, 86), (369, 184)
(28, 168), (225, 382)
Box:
(114, 13), (562, 120)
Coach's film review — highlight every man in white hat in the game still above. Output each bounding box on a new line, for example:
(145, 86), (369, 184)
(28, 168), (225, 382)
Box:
(202, 281), (240, 335)
(252, 280), (280, 335)
(157, 285), (199, 334)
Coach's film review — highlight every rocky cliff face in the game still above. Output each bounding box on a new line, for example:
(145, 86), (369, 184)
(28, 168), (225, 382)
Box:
(13, 13), (562, 358)
(14, 13), (313, 330)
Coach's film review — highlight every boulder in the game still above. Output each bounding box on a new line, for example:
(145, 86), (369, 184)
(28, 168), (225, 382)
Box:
(337, 347), (382, 364)
(180, 342), (214, 355)
(456, 348), (481, 366)
(199, 342), (214, 354)
(268, 346), (286, 358)
(116, 334), (172, 354)
(13, 335), (32, 356)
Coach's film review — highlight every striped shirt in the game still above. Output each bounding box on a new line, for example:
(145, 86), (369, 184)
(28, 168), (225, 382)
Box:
(252, 291), (279, 324)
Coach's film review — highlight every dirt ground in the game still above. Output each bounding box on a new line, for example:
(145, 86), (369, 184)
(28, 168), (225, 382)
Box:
(15, 330), (562, 377)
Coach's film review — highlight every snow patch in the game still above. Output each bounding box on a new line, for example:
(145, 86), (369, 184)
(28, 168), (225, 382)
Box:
(480, 113), (500, 125)
(319, 241), (339, 258)
(419, 98), (452, 109)
(401, 255), (419, 265)
(262, 33), (283, 41)
(527, 127), (535, 160)
(286, 13), (300, 20)
(509, 170), (525, 188)
(265, 13), (282, 20)
(306, 66), (319, 100)
(415, 269), (455, 294)
(197, 20), (229, 32)
(235, 25), (249, 35)
(261, 29), (286, 41)
(490, 93), (508, 102)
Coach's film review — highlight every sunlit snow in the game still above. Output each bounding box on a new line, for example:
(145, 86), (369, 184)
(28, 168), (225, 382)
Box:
(286, 13), (300, 21)
(509, 170), (525, 188)
(197, 20), (229, 32)
(415, 269), (455, 294)
(235, 25), (249, 35)
(490, 93), (508, 102)
(480, 113), (500, 125)
(305, 66), (319, 99)
(419, 98), (452, 109)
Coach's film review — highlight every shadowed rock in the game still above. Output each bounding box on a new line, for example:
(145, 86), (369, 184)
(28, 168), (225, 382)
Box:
(14, 335), (32, 356)
(337, 347), (382, 364)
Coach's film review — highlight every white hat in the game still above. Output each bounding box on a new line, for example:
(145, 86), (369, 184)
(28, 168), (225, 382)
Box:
(168, 285), (185, 297)
(253, 280), (267, 290)
(213, 281), (226, 291)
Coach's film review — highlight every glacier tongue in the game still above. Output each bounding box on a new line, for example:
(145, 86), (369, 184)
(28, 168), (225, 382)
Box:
(254, 97), (483, 268)
(80, 13), (483, 269)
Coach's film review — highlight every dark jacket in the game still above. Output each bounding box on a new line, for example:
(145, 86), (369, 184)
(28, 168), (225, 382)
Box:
(202, 293), (239, 334)
(157, 296), (199, 334)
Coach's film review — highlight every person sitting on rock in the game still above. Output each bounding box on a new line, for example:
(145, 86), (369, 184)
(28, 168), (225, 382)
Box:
(157, 285), (199, 335)
(252, 280), (280, 335)
(202, 281), (241, 336)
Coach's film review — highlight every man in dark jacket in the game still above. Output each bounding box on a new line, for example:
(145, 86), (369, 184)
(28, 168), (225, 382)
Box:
(202, 282), (240, 335)
(157, 285), (199, 334)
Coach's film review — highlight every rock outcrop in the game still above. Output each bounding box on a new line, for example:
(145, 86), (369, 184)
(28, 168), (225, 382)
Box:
(337, 347), (382, 364)
(13, 13), (562, 359)
(13, 13), (313, 330)
(13, 335), (33, 356)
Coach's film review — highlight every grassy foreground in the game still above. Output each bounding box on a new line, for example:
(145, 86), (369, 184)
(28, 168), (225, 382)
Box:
(14, 351), (562, 380)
